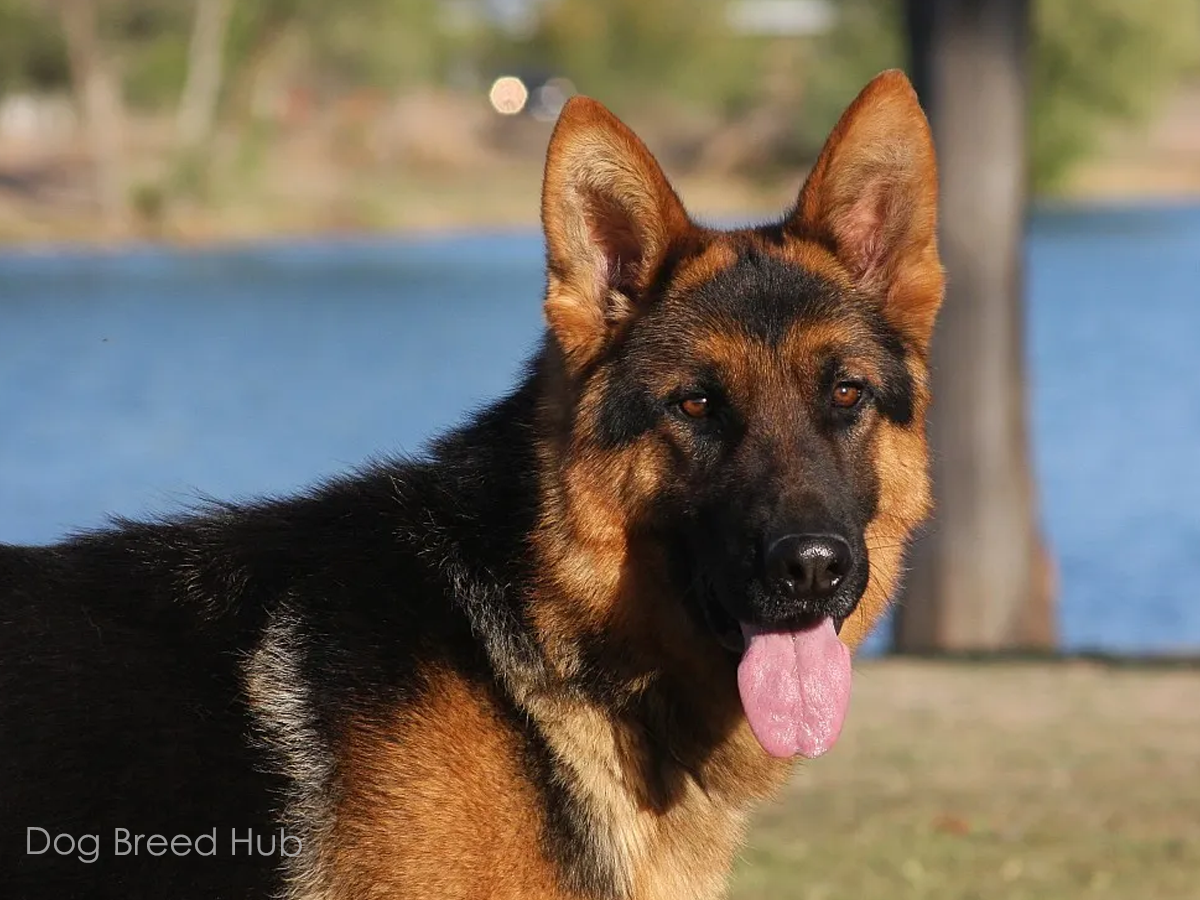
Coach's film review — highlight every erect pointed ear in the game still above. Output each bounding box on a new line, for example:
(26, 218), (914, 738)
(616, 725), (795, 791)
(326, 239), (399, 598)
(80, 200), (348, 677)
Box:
(788, 70), (943, 350)
(541, 96), (692, 368)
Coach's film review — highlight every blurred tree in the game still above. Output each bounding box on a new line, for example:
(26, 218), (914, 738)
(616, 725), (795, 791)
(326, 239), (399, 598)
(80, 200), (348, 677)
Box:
(312, 0), (448, 90)
(114, 1), (191, 110)
(220, 0), (451, 99)
(219, 1), (300, 126)
(2, 0), (1192, 193)
(177, 0), (233, 153)
(803, 0), (1200, 192)
(1032, 0), (1200, 190)
(789, 0), (905, 157)
(54, 0), (127, 230)
(517, 0), (764, 112)
(0, 1), (69, 92)
(895, 0), (1055, 652)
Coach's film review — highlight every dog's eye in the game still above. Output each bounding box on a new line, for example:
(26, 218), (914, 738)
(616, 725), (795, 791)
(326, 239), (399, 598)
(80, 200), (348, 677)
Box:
(680, 396), (710, 419)
(831, 382), (864, 409)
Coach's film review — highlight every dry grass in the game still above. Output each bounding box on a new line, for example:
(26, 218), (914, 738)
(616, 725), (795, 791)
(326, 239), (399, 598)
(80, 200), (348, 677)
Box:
(729, 659), (1200, 900)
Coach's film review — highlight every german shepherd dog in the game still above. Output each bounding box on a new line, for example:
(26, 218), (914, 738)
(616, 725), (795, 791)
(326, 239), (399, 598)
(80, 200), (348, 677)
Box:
(0, 70), (942, 899)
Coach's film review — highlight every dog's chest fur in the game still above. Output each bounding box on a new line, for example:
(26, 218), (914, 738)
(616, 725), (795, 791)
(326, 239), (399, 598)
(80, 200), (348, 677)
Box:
(527, 693), (792, 900)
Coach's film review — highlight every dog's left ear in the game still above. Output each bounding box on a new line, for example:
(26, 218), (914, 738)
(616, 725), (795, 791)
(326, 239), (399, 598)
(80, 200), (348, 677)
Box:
(788, 69), (943, 350)
(542, 97), (692, 368)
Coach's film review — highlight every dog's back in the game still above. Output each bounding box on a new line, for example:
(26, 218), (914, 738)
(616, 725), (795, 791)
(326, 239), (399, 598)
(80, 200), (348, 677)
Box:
(1, 534), (284, 896)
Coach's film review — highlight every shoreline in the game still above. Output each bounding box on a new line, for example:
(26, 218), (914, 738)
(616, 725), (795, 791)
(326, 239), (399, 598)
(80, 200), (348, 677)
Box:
(1, 193), (1197, 256)
(2, 140), (1199, 252)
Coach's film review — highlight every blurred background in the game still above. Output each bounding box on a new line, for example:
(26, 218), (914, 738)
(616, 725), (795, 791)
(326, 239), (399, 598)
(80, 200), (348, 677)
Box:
(0, 0), (1198, 237)
(1, 2), (1199, 898)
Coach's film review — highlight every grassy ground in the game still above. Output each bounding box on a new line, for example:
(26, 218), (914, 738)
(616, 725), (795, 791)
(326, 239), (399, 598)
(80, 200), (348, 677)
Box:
(728, 659), (1200, 900)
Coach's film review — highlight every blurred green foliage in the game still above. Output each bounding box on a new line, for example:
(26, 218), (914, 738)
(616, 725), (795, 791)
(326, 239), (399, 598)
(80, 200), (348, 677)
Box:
(488, 0), (1200, 190)
(512, 0), (767, 112)
(787, 0), (905, 157)
(0, 0), (1196, 193)
(219, 0), (452, 91)
(1033, 0), (1200, 190)
(119, 3), (193, 109)
(0, 0), (68, 91)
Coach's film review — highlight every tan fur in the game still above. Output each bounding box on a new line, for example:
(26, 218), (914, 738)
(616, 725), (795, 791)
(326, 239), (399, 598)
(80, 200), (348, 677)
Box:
(329, 667), (584, 900)
(666, 241), (739, 297)
(844, 399), (934, 648)
(764, 237), (852, 288)
(521, 690), (787, 900)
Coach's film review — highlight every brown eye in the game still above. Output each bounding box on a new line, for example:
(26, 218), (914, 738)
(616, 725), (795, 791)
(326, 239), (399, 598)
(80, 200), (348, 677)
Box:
(680, 396), (709, 419)
(831, 382), (863, 409)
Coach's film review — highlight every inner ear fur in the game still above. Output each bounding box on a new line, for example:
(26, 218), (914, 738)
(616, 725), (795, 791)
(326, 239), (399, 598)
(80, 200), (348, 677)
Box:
(541, 97), (693, 368)
(788, 69), (943, 350)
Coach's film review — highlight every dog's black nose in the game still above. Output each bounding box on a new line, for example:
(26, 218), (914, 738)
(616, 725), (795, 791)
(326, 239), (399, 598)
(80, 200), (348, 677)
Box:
(765, 534), (854, 601)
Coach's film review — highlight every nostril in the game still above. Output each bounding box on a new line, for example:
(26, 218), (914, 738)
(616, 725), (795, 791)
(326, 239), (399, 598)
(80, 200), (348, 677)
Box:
(786, 560), (813, 593)
(818, 565), (841, 592)
(822, 552), (848, 585)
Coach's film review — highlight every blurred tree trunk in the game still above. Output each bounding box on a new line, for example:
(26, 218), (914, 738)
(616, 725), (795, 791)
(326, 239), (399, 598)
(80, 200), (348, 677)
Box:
(895, 0), (1057, 651)
(177, 0), (234, 153)
(57, 0), (126, 232)
(224, 10), (294, 130)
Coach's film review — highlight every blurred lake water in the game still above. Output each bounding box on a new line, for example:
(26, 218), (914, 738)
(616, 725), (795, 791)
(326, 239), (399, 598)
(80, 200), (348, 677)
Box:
(2, 206), (1198, 653)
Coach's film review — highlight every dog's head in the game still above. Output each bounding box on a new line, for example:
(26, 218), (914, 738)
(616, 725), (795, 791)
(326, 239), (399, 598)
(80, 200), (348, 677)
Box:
(535, 71), (942, 759)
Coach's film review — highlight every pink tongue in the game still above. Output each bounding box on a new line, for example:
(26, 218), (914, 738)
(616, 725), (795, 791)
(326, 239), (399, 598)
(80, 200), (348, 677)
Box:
(737, 618), (852, 759)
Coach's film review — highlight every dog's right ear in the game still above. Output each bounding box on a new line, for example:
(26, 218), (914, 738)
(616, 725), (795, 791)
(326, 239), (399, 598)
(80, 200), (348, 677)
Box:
(541, 97), (692, 369)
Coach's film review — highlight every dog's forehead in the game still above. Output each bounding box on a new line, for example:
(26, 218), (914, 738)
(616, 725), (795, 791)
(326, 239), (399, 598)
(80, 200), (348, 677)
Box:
(687, 252), (842, 340)
(652, 241), (880, 356)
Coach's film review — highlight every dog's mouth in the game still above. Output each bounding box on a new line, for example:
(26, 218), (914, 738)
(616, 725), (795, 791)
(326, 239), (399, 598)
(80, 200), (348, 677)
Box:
(704, 593), (747, 653)
(704, 593), (847, 653)
(703, 593), (852, 760)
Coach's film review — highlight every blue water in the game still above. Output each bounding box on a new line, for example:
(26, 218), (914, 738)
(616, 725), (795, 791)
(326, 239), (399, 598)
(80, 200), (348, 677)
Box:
(1, 208), (1198, 653)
